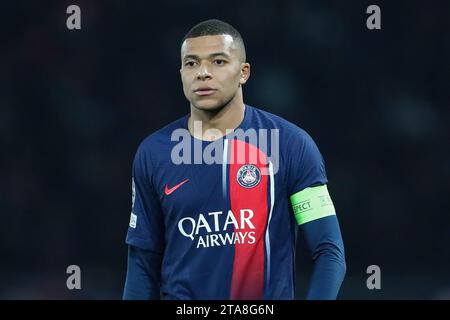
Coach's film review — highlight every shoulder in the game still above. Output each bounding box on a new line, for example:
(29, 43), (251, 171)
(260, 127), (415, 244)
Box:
(247, 104), (315, 144)
(133, 115), (188, 166)
(136, 115), (187, 153)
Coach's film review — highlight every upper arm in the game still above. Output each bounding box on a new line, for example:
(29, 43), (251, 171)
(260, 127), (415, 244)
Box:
(125, 144), (165, 253)
(286, 129), (328, 196)
(286, 129), (335, 226)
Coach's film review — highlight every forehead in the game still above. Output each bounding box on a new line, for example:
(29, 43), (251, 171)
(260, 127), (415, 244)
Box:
(181, 34), (237, 58)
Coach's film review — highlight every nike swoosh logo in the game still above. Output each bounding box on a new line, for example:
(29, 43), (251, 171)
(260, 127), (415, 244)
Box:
(164, 179), (189, 195)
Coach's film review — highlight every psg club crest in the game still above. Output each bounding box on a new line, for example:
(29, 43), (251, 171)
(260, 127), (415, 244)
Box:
(237, 164), (261, 188)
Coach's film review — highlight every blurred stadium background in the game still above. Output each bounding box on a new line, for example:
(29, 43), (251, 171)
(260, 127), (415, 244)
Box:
(1, 0), (449, 299)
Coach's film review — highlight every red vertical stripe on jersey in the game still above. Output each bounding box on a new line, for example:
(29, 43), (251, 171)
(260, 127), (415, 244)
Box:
(229, 139), (268, 300)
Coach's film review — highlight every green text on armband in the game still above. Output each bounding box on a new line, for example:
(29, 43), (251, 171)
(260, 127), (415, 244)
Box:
(290, 184), (336, 225)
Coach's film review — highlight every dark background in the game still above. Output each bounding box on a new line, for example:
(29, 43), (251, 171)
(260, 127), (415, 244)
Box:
(1, 0), (449, 299)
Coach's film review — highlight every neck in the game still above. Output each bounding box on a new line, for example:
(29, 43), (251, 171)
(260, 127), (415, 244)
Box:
(188, 89), (245, 141)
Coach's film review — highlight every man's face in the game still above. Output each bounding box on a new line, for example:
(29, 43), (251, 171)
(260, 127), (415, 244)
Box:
(180, 34), (250, 111)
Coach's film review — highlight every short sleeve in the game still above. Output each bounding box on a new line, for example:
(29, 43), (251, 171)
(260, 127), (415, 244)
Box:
(287, 129), (328, 196)
(125, 144), (165, 253)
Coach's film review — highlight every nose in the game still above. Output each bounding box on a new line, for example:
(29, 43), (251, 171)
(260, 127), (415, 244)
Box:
(196, 63), (212, 81)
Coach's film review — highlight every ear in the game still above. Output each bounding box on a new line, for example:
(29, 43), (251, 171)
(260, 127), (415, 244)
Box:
(239, 62), (251, 85)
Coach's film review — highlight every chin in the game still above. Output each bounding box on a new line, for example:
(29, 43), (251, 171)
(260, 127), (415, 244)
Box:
(192, 99), (224, 112)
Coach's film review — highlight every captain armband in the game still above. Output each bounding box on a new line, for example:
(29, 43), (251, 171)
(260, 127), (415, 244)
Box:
(290, 184), (336, 225)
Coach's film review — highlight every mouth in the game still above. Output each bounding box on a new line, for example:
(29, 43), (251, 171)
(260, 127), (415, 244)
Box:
(194, 88), (217, 96)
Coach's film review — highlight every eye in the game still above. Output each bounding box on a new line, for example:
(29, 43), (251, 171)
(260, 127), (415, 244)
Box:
(214, 59), (226, 65)
(185, 61), (197, 68)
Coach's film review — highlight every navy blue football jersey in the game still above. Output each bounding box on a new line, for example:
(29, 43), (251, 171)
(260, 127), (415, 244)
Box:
(125, 104), (328, 299)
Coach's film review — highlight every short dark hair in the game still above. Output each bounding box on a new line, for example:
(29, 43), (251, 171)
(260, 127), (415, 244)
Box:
(181, 19), (246, 62)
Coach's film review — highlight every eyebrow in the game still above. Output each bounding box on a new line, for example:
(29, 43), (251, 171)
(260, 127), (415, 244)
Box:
(183, 52), (231, 61)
